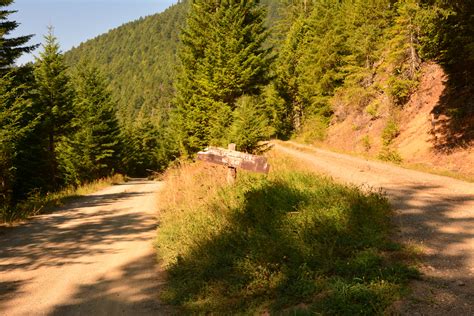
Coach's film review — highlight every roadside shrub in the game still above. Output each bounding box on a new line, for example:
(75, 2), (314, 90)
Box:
(387, 76), (415, 106)
(294, 115), (328, 144)
(361, 135), (372, 152)
(378, 147), (403, 164)
(382, 119), (400, 147)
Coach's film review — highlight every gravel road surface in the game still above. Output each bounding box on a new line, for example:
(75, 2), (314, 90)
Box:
(0, 180), (166, 316)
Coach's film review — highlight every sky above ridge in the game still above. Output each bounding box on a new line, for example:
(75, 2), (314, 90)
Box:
(10, 0), (179, 65)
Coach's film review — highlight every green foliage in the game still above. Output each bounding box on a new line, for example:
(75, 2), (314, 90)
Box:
(173, 0), (274, 155)
(381, 119), (400, 147)
(0, 0), (38, 72)
(0, 72), (37, 209)
(64, 2), (187, 125)
(58, 63), (120, 184)
(361, 135), (372, 152)
(0, 0), (40, 209)
(378, 147), (403, 164)
(379, 119), (402, 163)
(120, 119), (176, 177)
(416, 0), (474, 82)
(294, 115), (328, 144)
(387, 76), (416, 106)
(365, 100), (381, 119)
(156, 159), (417, 314)
(33, 27), (75, 189)
(228, 96), (273, 154)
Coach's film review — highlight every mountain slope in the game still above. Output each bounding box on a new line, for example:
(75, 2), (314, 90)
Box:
(65, 2), (188, 124)
(64, 0), (280, 125)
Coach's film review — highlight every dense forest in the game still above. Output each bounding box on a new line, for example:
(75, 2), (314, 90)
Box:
(1, 0), (473, 219)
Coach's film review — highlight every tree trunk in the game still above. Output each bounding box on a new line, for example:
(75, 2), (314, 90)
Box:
(48, 131), (57, 189)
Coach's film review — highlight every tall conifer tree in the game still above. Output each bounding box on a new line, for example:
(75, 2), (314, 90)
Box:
(174, 0), (273, 155)
(60, 64), (120, 183)
(34, 27), (74, 188)
(0, 0), (38, 211)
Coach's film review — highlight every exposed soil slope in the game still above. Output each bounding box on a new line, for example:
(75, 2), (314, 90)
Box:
(275, 141), (474, 315)
(0, 180), (167, 316)
(325, 63), (473, 178)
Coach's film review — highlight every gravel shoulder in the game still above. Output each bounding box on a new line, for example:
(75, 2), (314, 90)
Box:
(275, 141), (474, 315)
(0, 180), (167, 316)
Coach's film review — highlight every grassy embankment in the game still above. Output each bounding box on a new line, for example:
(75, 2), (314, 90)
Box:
(1, 174), (126, 223)
(155, 151), (419, 314)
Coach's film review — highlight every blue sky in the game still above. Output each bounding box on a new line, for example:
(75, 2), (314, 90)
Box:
(10, 0), (178, 65)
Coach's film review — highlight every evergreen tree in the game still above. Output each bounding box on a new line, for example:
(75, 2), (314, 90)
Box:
(385, 0), (422, 105)
(120, 117), (174, 176)
(228, 95), (273, 154)
(0, 0), (40, 212)
(0, 73), (37, 209)
(275, 0), (346, 131)
(0, 0), (37, 71)
(174, 0), (274, 155)
(59, 63), (120, 184)
(33, 27), (74, 189)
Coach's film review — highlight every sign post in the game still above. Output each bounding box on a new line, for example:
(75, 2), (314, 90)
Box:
(197, 144), (270, 184)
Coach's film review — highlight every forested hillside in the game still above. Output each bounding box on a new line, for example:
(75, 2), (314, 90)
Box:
(64, 0), (280, 123)
(273, 0), (473, 175)
(2, 0), (473, 220)
(65, 2), (187, 124)
(65, 0), (473, 168)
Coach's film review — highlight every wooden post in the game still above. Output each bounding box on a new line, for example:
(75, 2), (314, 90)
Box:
(227, 143), (237, 184)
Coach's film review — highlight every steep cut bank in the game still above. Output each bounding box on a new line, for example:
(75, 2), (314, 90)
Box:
(322, 63), (473, 179)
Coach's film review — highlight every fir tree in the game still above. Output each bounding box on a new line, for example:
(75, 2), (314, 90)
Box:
(33, 27), (74, 189)
(0, 73), (36, 209)
(0, 0), (37, 71)
(228, 95), (273, 154)
(174, 0), (274, 155)
(60, 63), (120, 184)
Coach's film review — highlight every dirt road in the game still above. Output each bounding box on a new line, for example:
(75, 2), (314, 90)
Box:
(0, 180), (166, 316)
(275, 142), (474, 314)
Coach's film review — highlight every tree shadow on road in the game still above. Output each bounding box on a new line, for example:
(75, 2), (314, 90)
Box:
(0, 186), (160, 312)
(384, 183), (474, 314)
(0, 190), (156, 272)
(48, 253), (171, 316)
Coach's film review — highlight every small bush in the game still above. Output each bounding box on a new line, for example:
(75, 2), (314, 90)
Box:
(361, 135), (372, 152)
(365, 100), (381, 119)
(387, 76), (415, 106)
(378, 147), (403, 164)
(382, 119), (400, 147)
(295, 115), (328, 144)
